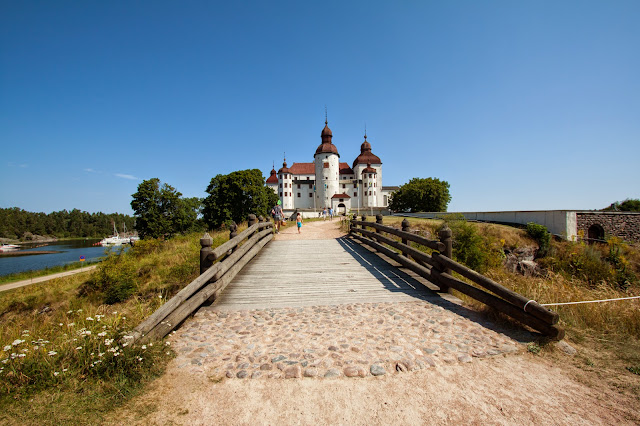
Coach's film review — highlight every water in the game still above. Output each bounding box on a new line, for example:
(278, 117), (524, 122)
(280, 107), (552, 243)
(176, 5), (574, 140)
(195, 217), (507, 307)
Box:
(0, 240), (123, 277)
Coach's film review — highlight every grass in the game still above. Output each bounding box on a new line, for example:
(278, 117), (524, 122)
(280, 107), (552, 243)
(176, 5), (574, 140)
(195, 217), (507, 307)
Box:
(0, 230), (229, 424)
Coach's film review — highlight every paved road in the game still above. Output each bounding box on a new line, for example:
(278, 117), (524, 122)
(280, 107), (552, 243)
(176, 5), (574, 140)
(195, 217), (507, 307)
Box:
(0, 265), (97, 293)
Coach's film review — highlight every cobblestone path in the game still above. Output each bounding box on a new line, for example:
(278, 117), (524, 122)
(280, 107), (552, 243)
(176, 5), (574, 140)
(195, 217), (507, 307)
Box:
(170, 299), (525, 380)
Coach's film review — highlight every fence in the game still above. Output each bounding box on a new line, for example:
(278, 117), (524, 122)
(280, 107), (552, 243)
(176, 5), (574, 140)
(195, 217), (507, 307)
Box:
(127, 214), (273, 344)
(349, 214), (564, 340)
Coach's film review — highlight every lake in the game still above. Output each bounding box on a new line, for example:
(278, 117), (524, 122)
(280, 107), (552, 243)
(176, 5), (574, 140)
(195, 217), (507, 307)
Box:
(0, 240), (123, 277)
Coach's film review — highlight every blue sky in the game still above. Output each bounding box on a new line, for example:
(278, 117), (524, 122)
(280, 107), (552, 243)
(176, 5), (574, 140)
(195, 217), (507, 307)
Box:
(2, 1), (639, 215)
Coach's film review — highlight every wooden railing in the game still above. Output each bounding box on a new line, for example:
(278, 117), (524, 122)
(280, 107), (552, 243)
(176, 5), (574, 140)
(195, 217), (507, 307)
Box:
(128, 214), (273, 344)
(349, 214), (564, 340)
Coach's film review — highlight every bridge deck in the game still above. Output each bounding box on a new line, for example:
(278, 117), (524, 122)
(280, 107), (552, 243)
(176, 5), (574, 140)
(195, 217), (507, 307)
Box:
(210, 236), (445, 311)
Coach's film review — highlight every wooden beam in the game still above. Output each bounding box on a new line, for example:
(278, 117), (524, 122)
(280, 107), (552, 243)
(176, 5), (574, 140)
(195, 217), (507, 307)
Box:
(351, 220), (444, 252)
(353, 227), (438, 269)
(432, 253), (559, 325)
(431, 269), (564, 340)
(139, 233), (273, 343)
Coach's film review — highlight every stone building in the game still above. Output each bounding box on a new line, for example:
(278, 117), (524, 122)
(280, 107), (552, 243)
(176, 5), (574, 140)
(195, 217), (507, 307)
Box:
(266, 120), (397, 217)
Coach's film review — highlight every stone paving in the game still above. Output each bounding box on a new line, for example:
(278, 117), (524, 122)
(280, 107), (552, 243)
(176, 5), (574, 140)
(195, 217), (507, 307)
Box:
(169, 299), (526, 380)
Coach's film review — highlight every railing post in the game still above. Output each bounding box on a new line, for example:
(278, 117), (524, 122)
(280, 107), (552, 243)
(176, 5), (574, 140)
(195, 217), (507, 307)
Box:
(437, 225), (453, 293)
(200, 232), (213, 275)
(401, 219), (410, 247)
(248, 214), (257, 237)
(258, 215), (265, 223)
(376, 214), (383, 235)
(229, 222), (238, 253)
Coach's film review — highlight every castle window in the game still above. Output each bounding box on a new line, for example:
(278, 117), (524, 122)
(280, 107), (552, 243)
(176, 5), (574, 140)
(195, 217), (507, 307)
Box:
(374, 182), (376, 187)
(297, 193), (301, 198)
(279, 192), (282, 197)
(354, 192), (357, 197)
(307, 177), (310, 180)
(309, 193), (313, 197)
(279, 183), (282, 188)
(353, 183), (357, 188)
(339, 198), (344, 202)
(297, 184), (300, 189)
(369, 174), (372, 178)
(323, 163), (329, 168)
(309, 184), (312, 188)
(369, 191), (372, 196)
(342, 184), (345, 189)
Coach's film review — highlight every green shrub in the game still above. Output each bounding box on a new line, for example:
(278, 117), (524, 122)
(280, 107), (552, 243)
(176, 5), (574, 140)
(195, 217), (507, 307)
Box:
(526, 222), (551, 258)
(88, 250), (138, 304)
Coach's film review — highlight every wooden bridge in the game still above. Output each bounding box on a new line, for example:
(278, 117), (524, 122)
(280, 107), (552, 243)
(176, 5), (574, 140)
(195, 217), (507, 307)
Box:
(127, 214), (563, 345)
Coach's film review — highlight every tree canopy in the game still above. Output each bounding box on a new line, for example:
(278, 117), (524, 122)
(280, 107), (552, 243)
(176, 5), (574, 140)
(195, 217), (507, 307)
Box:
(131, 178), (203, 239)
(603, 199), (640, 212)
(0, 208), (134, 240)
(388, 177), (451, 213)
(203, 169), (278, 229)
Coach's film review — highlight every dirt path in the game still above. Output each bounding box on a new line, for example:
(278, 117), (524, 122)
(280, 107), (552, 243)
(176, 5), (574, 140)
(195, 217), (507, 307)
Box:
(112, 221), (640, 424)
(0, 265), (98, 293)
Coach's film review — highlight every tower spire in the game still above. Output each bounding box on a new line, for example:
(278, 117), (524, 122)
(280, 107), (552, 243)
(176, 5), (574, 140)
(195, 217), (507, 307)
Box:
(325, 105), (328, 124)
(364, 122), (367, 139)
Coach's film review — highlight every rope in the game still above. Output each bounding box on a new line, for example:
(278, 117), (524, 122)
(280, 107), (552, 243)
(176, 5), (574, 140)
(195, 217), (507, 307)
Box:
(540, 296), (640, 307)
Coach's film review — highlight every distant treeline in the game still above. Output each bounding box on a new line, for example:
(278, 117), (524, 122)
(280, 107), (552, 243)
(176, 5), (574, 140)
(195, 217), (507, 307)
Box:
(0, 207), (136, 240)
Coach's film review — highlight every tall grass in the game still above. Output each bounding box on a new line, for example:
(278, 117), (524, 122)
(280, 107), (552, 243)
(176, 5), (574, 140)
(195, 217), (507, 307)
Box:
(0, 230), (228, 424)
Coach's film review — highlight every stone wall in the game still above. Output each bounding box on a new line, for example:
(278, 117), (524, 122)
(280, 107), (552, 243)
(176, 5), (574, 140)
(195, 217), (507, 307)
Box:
(576, 212), (640, 242)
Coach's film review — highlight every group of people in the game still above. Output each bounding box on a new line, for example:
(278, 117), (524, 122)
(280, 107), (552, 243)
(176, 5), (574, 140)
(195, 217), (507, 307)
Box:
(271, 200), (303, 234)
(321, 207), (333, 220)
(271, 202), (338, 234)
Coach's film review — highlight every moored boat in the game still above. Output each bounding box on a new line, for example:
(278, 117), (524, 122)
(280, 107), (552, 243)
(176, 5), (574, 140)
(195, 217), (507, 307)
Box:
(0, 244), (20, 252)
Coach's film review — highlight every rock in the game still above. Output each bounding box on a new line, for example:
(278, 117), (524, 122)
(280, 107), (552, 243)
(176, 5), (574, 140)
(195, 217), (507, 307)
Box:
(251, 371), (262, 379)
(225, 371), (234, 378)
(284, 365), (302, 378)
(370, 364), (386, 376)
(555, 340), (577, 356)
(324, 369), (341, 378)
(271, 355), (286, 363)
(303, 368), (318, 377)
(344, 366), (364, 377)
(260, 363), (272, 371)
(457, 354), (472, 363)
(395, 362), (408, 373)
(400, 358), (415, 371)
(236, 370), (248, 378)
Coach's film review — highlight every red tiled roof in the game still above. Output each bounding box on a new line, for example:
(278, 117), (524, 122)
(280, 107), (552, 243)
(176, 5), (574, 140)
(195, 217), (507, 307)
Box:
(266, 168), (278, 183)
(339, 163), (354, 175)
(331, 193), (351, 199)
(288, 162), (315, 174)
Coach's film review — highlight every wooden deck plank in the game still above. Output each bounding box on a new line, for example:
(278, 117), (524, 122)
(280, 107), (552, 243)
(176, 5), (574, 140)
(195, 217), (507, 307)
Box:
(209, 237), (442, 311)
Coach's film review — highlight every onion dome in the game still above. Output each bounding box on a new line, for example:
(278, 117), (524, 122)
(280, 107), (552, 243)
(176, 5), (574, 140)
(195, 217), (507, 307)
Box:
(362, 162), (377, 174)
(266, 165), (278, 183)
(278, 158), (290, 174)
(352, 134), (381, 168)
(315, 120), (340, 156)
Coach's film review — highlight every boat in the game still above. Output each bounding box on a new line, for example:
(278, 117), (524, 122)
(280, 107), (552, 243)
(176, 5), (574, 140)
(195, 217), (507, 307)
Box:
(99, 223), (130, 246)
(0, 244), (20, 252)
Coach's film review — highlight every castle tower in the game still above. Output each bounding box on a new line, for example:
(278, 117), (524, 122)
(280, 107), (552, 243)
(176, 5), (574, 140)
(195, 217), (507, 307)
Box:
(361, 163), (377, 208)
(278, 157), (293, 210)
(314, 119), (340, 209)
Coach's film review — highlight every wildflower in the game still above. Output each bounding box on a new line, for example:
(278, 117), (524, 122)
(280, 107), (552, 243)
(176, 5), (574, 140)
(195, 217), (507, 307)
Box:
(18, 354), (25, 358)
(166, 351), (170, 355)
(67, 310), (73, 314)
(12, 339), (25, 346)
(98, 352), (104, 357)
(68, 322), (75, 327)
(159, 294), (163, 299)
(77, 309), (83, 313)
(63, 368), (67, 372)
(54, 372), (59, 376)
(11, 353), (17, 359)
(86, 317), (94, 321)
(48, 351), (57, 356)
(22, 330), (29, 335)
(3, 345), (11, 351)
(59, 323), (63, 326)
(105, 339), (114, 346)
(149, 343), (153, 347)
(165, 341), (171, 346)
(98, 332), (107, 337)
(123, 335), (134, 340)
(76, 347), (82, 350)
(122, 342), (128, 347)
(33, 346), (39, 350)
(2, 359), (8, 364)
(141, 345), (147, 350)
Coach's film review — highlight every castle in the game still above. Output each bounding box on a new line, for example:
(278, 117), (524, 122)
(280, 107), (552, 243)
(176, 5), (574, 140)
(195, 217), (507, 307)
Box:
(266, 119), (397, 216)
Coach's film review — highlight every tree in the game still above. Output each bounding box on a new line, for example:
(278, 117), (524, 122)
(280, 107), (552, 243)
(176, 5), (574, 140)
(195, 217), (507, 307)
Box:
(131, 178), (184, 239)
(603, 199), (640, 212)
(203, 169), (278, 229)
(389, 177), (451, 212)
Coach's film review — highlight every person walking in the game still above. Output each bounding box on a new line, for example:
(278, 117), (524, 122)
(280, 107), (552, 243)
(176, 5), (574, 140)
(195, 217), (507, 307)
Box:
(322, 207), (327, 220)
(272, 200), (283, 233)
(329, 207), (333, 221)
(296, 212), (303, 234)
